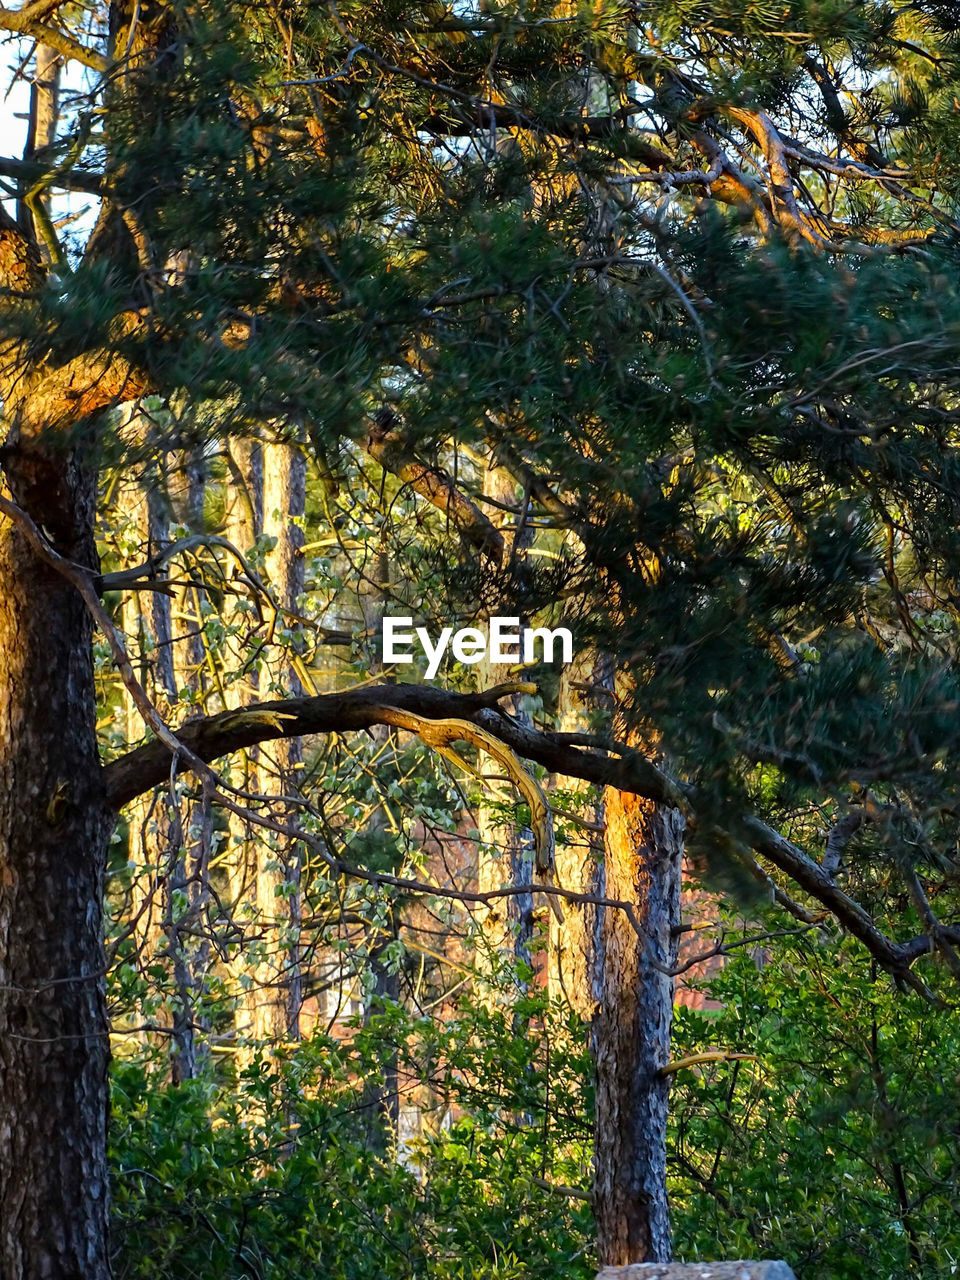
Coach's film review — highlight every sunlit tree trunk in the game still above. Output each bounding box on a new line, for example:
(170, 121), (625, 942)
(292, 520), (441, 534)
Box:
(165, 451), (212, 1083)
(549, 654), (685, 1265)
(592, 781), (684, 1265)
(21, 44), (61, 264)
(249, 439), (305, 1044)
(223, 438), (266, 1058)
(547, 658), (606, 1018)
(476, 464), (536, 979)
(118, 458), (176, 1050)
(547, 652), (686, 1264)
(358, 546), (402, 1146)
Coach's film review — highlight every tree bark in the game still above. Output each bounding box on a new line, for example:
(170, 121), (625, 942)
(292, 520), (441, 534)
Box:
(357, 548), (401, 1145)
(548, 657), (606, 1018)
(21, 44), (61, 260)
(223, 438), (265, 1060)
(166, 452), (211, 1084)
(546, 651), (685, 1265)
(118, 453), (176, 1054)
(592, 788), (684, 1266)
(0, 447), (112, 1279)
(360, 926), (401, 1154)
(252, 440), (305, 1043)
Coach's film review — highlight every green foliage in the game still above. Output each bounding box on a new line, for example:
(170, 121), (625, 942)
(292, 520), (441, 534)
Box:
(669, 939), (960, 1278)
(110, 930), (960, 1279)
(111, 1050), (430, 1280)
(24, 0), (960, 917)
(11, 0), (960, 1268)
(109, 997), (594, 1280)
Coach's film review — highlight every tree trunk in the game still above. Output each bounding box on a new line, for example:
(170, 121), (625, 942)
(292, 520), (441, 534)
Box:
(592, 788), (684, 1266)
(548, 657), (606, 1017)
(166, 451), (212, 1084)
(476, 463), (536, 976)
(356, 545), (403, 1142)
(360, 927), (401, 1154)
(223, 438), (265, 1060)
(118, 451), (177, 1053)
(0, 448), (112, 1279)
(252, 440), (306, 1044)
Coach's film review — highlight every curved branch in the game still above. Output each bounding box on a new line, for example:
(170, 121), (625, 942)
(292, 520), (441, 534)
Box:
(104, 682), (539, 809)
(659, 1051), (758, 1076)
(0, 6), (108, 71)
(367, 704), (555, 877)
(365, 417), (504, 562)
(8, 475), (946, 993)
(101, 685), (957, 991)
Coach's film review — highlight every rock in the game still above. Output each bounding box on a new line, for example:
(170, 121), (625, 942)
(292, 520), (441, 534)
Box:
(597, 1263), (797, 1280)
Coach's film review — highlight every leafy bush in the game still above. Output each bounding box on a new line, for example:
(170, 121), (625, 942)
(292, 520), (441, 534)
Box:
(110, 936), (960, 1279)
(669, 941), (960, 1280)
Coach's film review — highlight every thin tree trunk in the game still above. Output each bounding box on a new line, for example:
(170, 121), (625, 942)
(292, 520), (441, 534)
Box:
(251, 439), (305, 1044)
(20, 45), (61, 256)
(357, 546), (402, 1144)
(0, 449), (112, 1279)
(224, 438), (266, 1058)
(548, 657), (606, 1017)
(165, 451), (211, 1083)
(360, 925), (401, 1154)
(476, 464), (536, 975)
(119, 461), (176, 1050)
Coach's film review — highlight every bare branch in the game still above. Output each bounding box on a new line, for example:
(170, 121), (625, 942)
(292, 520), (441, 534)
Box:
(900, 862), (960, 981)
(98, 680), (958, 989)
(659, 1051), (758, 1077)
(822, 810), (863, 878)
(5, 489), (950, 991)
(0, 154), (105, 197)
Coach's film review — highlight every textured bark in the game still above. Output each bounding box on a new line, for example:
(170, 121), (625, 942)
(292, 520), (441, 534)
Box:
(548, 658), (606, 1017)
(592, 790), (684, 1267)
(249, 440), (305, 1044)
(0, 145), (144, 1271)
(0, 447), (112, 1280)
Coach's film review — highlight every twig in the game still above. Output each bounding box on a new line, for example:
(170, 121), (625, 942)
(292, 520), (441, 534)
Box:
(659, 1051), (758, 1076)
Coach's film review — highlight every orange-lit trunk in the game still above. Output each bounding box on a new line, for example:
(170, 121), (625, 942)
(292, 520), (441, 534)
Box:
(592, 788), (684, 1266)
